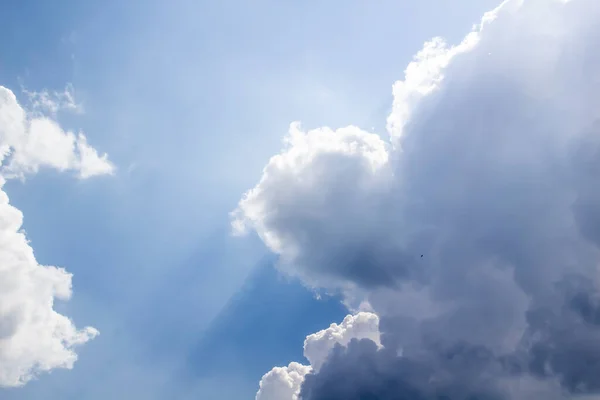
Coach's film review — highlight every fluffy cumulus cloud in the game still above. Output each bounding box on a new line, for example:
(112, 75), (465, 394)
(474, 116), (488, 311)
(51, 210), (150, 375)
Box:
(0, 85), (112, 387)
(256, 362), (311, 400)
(256, 313), (380, 400)
(235, 0), (600, 398)
(0, 87), (114, 179)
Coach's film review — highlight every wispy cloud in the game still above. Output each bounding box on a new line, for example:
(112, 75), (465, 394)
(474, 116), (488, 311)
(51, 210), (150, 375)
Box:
(22, 83), (84, 117)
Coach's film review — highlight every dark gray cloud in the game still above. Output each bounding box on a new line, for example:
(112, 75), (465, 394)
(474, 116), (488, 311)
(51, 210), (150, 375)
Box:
(235, 0), (600, 398)
(522, 276), (600, 394)
(255, 313), (381, 400)
(300, 279), (600, 400)
(300, 339), (507, 400)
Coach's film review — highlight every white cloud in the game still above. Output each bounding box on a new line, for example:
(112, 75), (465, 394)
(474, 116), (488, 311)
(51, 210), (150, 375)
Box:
(0, 85), (112, 387)
(255, 312), (379, 400)
(238, 0), (600, 398)
(22, 83), (83, 116)
(0, 86), (114, 180)
(303, 312), (380, 371)
(231, 122), (395, 290)
(75, 133), (116, 179)
(255, 362), (311, 400)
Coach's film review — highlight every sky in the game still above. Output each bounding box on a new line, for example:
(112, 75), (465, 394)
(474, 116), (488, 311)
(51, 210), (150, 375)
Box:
(6, 1), (600, 400)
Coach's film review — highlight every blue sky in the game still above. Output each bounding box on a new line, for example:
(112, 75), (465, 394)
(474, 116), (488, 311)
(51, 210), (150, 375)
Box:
(0, 1), (501, 399)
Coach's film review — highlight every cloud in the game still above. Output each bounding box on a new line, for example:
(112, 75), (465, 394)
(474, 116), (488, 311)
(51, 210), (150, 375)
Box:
(22, 83), (83, 116)
(0, 86), (115, 179)
(231, 122), (396, 290)
(255, 312), (379, 400)
(235, 0), (600, 398)
(303, 312), (381, 372)
(0, 85), (112, 387)
(256, 362), (311, 400)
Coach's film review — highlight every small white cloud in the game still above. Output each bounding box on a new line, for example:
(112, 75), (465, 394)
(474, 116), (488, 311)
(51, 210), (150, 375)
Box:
(255, 313), (380, 400)
(22, 83), (83, 116)
(255, 362), (311, 400)
(0, 86), (114, 180)
(0, 84), (111, 387)
(75, 133), (116, 179)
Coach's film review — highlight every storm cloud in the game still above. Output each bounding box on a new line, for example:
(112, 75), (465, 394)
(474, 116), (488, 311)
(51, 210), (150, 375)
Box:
(234, 0), (600, 398)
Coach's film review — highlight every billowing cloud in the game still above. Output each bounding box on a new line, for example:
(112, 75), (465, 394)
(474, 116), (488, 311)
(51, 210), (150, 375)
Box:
(0, 85), (112, 387)
(235, 0), (600, 398)
(255, 313), (379, 400)
(256, 362), (311, 400)
(232, 122), (396, 291)
(303, 312), (381, 372)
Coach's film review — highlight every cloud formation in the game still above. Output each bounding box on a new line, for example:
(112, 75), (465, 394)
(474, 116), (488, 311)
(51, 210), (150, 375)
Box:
(235, 0), (600, 398)
(0, 85), (112, 387)
(22, 83), (83, 116)
(255, 312), (379, 400)
(0, 87), (114, 180)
